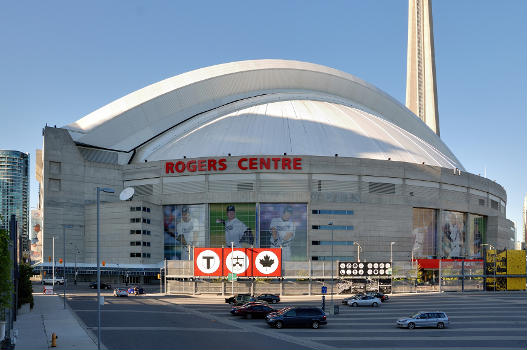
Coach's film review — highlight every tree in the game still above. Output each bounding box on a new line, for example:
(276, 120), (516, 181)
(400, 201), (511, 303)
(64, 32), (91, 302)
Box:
(17, 264), (33, 309)
(0, 228), (13, 320)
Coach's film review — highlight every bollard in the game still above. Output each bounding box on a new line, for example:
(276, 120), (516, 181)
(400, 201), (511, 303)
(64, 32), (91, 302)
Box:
(51, 333), (58, 347)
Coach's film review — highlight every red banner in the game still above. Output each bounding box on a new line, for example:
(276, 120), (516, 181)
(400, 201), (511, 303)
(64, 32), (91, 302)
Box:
(194, 248), (282, 277)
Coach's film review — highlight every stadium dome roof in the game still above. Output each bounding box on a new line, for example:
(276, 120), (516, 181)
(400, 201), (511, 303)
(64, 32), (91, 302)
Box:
(65, 59), (463, 169)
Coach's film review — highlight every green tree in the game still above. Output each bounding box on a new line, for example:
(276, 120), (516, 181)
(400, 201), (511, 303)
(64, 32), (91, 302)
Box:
(17, 264), (34, 309)
(0, 228), (13, 320)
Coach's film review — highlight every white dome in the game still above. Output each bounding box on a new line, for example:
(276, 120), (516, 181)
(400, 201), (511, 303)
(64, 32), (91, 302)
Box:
(64, 59), (463, 169)
(143, 99), (458, 169)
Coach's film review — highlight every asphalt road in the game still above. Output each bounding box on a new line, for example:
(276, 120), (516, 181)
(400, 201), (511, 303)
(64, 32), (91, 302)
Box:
(66, 291), (527, 350)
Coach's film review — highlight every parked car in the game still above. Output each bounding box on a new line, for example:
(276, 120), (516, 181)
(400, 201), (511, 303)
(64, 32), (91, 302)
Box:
(42, 278), (64, 285)
(366, 292), (389, 302)
(89, 282), (112, 289)
(226, 294), (257, 306)
(341, 293), (366, 305)
(230, 301), (265, 315)
(257, 294), (280, 304)
(232, 303), (276, 319)
(113, 288), (129, 297)
(347, 295), (382, 307)
(266, 307), (327, 329)
(127, 286), (145, 295)
(397, 312), (449, 329)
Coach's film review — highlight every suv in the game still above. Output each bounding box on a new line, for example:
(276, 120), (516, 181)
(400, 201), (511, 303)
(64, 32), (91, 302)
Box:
(397, 311), (449, 329)
(266, 307), (327, 329)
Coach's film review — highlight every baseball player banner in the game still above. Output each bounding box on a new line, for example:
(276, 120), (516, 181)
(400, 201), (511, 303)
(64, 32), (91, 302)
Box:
(164, 204), (207, 260)
(209, 203), (256, 248)
(441, 210), (466, 258)
(412, 208), (437, 258)
(194, 247), (282, 277)
(259, 203), (307, 261)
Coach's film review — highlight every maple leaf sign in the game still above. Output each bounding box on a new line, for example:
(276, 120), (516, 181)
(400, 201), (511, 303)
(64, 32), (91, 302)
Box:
(260, 254), (274, 267)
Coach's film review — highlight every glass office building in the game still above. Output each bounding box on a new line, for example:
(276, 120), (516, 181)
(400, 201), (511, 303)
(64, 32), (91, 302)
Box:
(0, 150), (29, 257)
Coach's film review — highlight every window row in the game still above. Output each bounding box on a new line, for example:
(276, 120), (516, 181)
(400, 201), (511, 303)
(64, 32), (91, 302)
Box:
(130, 241), (151, 246)
(130, 206), (151, 212)
(312, 241), (355, 246)
(312, 225), (354, 230)
(311, 209), (354, 215)
(130, 230), (151, 235)
(130, 252), (151, 258)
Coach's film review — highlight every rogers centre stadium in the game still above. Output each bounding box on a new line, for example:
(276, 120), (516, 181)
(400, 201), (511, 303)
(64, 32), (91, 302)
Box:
(35, 60), (514, 291)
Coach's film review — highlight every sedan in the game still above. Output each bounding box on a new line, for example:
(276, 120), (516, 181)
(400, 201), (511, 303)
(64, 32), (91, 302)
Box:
(113, 288), (129, 297)
(89, 282), (112, 289)
(233, 304), (276, 319)
(347, 295), (381, 307)
(266, 307), (327, 329)
(397, 312), (449, 329)
(366, 292), (389, 302)
(257, 294), (280, 304)
(341, 293), (365, 305)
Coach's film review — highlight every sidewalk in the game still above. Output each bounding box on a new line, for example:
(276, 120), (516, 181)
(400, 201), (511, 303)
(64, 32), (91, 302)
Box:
(13, 293), (100, 350)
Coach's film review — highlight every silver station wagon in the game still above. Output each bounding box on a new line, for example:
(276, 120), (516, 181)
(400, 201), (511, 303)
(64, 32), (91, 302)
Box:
(397, 311), (449, 329)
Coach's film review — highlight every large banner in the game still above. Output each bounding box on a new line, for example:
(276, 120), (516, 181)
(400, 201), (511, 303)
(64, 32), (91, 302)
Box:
(467, 214), (486, 258)
(194, 247), (282, 277)
(259, 203), (307, 261)
(209, 203), (256, 248)
(441, 211), (466, 258)
(164, 204), (207, 260)
(412, 208), (436, 258)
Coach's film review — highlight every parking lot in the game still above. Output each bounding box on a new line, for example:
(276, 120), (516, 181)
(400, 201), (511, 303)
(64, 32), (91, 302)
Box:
(66, 290), (527, 350)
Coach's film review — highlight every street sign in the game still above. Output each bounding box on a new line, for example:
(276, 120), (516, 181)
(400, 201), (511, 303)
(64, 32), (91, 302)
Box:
(321, 286), (327, 294)
(227, 273), (238, 282)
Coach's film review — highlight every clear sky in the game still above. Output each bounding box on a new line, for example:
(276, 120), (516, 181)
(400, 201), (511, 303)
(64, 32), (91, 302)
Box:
(1, 1), (525, 241)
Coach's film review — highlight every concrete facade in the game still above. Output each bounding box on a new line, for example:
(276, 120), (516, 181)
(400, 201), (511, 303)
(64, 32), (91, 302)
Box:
(37, 126), (514, 268)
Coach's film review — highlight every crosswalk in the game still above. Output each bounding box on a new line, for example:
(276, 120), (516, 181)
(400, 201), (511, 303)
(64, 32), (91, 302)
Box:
(159, 292), (527, 350)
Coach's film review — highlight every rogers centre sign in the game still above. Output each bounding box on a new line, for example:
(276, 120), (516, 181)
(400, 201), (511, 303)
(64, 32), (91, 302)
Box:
(165, 157), (302, 174)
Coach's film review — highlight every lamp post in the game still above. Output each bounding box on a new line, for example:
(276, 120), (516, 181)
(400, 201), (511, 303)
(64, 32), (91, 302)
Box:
(329, 222), (334, 314)
(96, 187), (114, 350)
(354, 242), (362, 262)
(230, 241), (234, 295)
(62, 224), (73, 309)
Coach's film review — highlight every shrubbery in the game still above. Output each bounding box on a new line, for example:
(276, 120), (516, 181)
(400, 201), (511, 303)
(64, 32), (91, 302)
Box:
(17, 263), (34, 309)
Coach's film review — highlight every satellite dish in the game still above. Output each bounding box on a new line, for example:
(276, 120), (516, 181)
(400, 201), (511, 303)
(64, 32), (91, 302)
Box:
(119, 187), (135, 201)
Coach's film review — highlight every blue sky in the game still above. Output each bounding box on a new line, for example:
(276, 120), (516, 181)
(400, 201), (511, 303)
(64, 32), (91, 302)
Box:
(1, 1), (525, 240)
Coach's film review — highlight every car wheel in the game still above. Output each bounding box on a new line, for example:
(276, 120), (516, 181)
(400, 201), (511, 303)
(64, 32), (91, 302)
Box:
(437, 322), (444, 329)
(312, 321), (320, 329)
(246, 313), (253, 319)
(275, 321), (283, 329)
(408, 322), (415, 329)
(272, 299), (277, 304)
(372, 302), (378, 307)
(351, 302), (358, 307)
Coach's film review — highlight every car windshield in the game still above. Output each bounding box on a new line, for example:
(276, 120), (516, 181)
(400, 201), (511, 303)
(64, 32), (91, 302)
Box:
(277, 307), (292, 314)
(410, 313), (421, 318)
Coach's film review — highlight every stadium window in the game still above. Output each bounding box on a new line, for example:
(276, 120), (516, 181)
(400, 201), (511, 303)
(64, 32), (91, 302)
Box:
(136, 206), (141, 211)
(312, 225), (354, 230)
(130, 207), (136, 212)
(312, 209), (354, 215)
(312, 241), (321, 245)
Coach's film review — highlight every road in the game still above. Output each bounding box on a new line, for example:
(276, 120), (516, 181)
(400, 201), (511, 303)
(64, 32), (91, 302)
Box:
(66, 291), (527, 350)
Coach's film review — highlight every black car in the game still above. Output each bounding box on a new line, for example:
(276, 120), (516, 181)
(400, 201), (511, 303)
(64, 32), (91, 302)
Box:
(225, 294), (256, 305)
(89, 282), (112, 289)
(232, 303), (276, 319)
(266, 307), (327, 329)
(257, 294), (280, 304)
(366, 291), (389, 302)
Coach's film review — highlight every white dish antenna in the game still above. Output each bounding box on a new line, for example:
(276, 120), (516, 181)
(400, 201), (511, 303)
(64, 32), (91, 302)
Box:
(119, 187), (135, 201)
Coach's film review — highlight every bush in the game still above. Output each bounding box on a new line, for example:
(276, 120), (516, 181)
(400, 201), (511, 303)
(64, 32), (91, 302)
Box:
(17, 263), (34, 309)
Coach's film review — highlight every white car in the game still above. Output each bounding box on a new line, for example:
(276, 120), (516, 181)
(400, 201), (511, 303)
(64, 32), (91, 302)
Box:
(347, 295), (381, 307)
(42, 278), (64, 285)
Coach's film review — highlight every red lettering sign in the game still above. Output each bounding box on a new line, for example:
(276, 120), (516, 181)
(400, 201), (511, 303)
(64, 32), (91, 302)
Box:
(165, 157), (302, 174)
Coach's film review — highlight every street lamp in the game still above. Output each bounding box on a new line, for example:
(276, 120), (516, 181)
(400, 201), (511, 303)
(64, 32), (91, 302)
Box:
(62, 224), (73, 309)
(96, 187), (114, 350)
(328, 222), (334, 314)
(354, 242), (362, 262)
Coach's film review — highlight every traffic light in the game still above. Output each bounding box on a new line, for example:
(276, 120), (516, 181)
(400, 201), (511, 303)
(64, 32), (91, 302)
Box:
(157, 273), (161, 279)
(59, 258), (63, 264)
(102, 260), (106, 267)
(48, 256), (51, 262)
